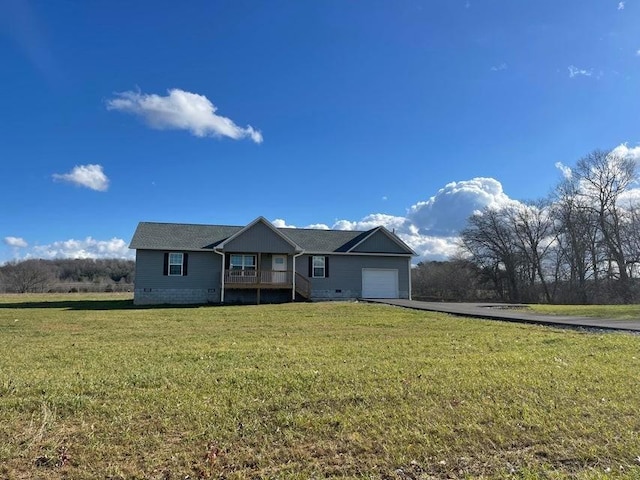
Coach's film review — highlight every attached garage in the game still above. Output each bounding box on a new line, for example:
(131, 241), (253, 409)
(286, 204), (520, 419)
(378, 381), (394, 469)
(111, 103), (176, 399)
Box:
(362, 268), (399, 298)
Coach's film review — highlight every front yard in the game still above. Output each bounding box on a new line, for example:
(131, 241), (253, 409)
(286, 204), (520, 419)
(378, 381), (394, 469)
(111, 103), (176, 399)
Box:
(0, 294), (639, 479)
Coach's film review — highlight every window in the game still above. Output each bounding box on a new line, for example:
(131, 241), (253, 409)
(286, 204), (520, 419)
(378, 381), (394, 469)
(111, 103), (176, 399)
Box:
(163, 252), (188, 276)
(169, 253), (183, 276)
(230, 254), (256, 273)
(312, 256), (326, 278)
(308, 256), (329, 278)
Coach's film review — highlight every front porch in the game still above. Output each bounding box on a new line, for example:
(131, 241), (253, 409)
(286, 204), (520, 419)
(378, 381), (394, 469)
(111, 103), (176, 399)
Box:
(223, 269), (310, 303)
(221, 252), (311, 303)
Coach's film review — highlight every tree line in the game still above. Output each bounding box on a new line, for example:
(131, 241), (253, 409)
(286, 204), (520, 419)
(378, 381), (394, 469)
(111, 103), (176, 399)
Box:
(0, 258), (135, 293)
(413, 149), (640, 304)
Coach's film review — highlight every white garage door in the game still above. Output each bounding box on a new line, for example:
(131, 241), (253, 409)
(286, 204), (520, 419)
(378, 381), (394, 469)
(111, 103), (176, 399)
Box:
(362, 269), (399, 298)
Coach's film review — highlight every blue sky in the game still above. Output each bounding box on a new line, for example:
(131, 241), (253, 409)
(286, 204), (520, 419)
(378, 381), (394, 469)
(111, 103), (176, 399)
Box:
(1, 0), (639, 262)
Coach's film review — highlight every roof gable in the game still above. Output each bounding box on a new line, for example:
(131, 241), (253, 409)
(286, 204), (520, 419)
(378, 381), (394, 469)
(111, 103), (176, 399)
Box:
(348, 227), (415, 255)
(219, 217), (301, 253)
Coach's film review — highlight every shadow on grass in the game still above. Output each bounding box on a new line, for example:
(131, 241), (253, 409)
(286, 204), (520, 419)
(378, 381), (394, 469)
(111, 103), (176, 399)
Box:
(0, 299), (209, 311)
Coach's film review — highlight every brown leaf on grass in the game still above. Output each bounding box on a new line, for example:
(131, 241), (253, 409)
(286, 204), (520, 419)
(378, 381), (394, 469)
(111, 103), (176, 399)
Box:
(205, 442), (220, 465)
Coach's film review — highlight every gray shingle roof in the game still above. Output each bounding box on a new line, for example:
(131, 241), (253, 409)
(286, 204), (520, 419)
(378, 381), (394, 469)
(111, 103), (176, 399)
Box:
(130, 221), (413, 254)
(129, 223), (242, 251)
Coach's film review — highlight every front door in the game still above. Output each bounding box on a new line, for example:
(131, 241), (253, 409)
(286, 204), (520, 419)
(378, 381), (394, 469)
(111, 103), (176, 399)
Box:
(272, 255), (287, 283)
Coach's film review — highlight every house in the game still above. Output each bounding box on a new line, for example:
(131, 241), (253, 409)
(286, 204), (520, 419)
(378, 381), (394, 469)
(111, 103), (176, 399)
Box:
(129, 216), (415, 305)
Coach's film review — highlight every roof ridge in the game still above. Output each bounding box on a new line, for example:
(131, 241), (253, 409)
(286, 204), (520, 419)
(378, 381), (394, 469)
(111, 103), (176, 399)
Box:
(139, 221), (245, 228)
(278, 226), (370, 233)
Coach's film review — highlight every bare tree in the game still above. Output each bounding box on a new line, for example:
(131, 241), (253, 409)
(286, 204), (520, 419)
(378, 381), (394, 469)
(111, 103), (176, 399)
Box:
(551, 179), (601, 303)
(571, 150), (637, 300)
(506, 201), (555, 303)
(461, 208), (524, 302)
(1, 260), (54, 293)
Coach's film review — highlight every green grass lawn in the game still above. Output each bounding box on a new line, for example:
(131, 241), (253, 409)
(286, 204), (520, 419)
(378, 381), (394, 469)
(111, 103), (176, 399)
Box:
(1, 294), (639, 479)
(527, 304), (640, 320)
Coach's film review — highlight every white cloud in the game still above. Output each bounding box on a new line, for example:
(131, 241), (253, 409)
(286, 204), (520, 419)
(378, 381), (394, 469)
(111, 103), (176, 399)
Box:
(568, 65), (593, 78)
(272, 218), (296, 228)
(305, 223), (330, 230)
(490, 63), (508, 71)
(636, 49), (640, 56)
(610, 143), (640, 163)
(332, 213), (408, 233)
(401, 233), (461, 261)
(274, 178), (518, 261)
(618, 1), (625, 10)
(30, 237), (133, 260)
(52, 164), (109, 191)
(302, 177), (523, 261)
(107, 88), (263, 143)
(555, 161), (572, 179)
(407, 178), (517, 236)
(272, 218), (330, 230)
(619, 188), (640, 207)
(4, 236), (28, 248)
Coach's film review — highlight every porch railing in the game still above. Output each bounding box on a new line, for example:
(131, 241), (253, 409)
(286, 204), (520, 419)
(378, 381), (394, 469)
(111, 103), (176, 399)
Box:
(294, 272), (311, 299)
(224, 269), (293, 286)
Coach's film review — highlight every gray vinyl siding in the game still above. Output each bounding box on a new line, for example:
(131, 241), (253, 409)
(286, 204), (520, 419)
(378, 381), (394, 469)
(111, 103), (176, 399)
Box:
(257, 253), (292, 271)
(134, 250), (222, 303)
(352, 231), (410, 254)
(224, 222), (296, 253)
(295, 254), (410, 299)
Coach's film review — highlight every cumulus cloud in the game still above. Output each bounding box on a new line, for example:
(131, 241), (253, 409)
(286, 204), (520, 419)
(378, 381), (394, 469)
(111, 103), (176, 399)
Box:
(568, 65), (593, 78)
(4, 236), (28, 248)
(305, 223), (330, 230)
(406, 178), (517, 236)
(610, 143), (640, 162)
(555, 161), (572, 179)
(332, 213), (409, 233)
(107, 88), (263, 143)
(52, 164), (109, 191)
(618, 1), (625, 10)
(490, 63), (508, 71)
(272, 219), (331, 230)
(272, 218), (296, 228)
(274, 177), (522, 261)
(30, 237), (133, 260)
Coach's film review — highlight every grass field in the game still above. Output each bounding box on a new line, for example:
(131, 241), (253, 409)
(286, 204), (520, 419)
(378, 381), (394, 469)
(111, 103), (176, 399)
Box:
(527, 304), (640, 320)
(1, 294), (639, 479)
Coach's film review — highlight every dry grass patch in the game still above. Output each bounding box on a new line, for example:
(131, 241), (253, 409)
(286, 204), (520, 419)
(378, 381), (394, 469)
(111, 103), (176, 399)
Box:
(0, 294), (639, 479)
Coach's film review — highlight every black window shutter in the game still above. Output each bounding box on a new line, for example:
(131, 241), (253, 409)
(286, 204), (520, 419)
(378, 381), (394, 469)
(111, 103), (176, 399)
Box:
(183, 253), (189, 276)
(225, 254), (230, 269)
(163, 253), (169, 275)
(308, 256), (312, 277)
(325, 256), (329, 277)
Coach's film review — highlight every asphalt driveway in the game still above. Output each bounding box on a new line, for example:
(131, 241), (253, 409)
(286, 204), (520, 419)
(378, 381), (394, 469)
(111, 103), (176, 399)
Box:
(364, 299), (640, 333)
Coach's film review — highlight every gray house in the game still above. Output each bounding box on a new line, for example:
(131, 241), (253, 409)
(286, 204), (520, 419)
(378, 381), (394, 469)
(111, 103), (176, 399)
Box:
(129, 216), (415, 305)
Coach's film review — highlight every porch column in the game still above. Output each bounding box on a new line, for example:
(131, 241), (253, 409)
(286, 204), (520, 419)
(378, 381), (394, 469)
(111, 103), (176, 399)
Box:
(215, 249), (225, 303)
(292, 254), (296, 300)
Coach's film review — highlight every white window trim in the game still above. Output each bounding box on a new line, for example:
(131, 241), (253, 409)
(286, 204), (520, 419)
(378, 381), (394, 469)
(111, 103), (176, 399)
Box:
(168, 252), (184, 276)
(230, 254), (257, 272)
(312, 255), (326, 278)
